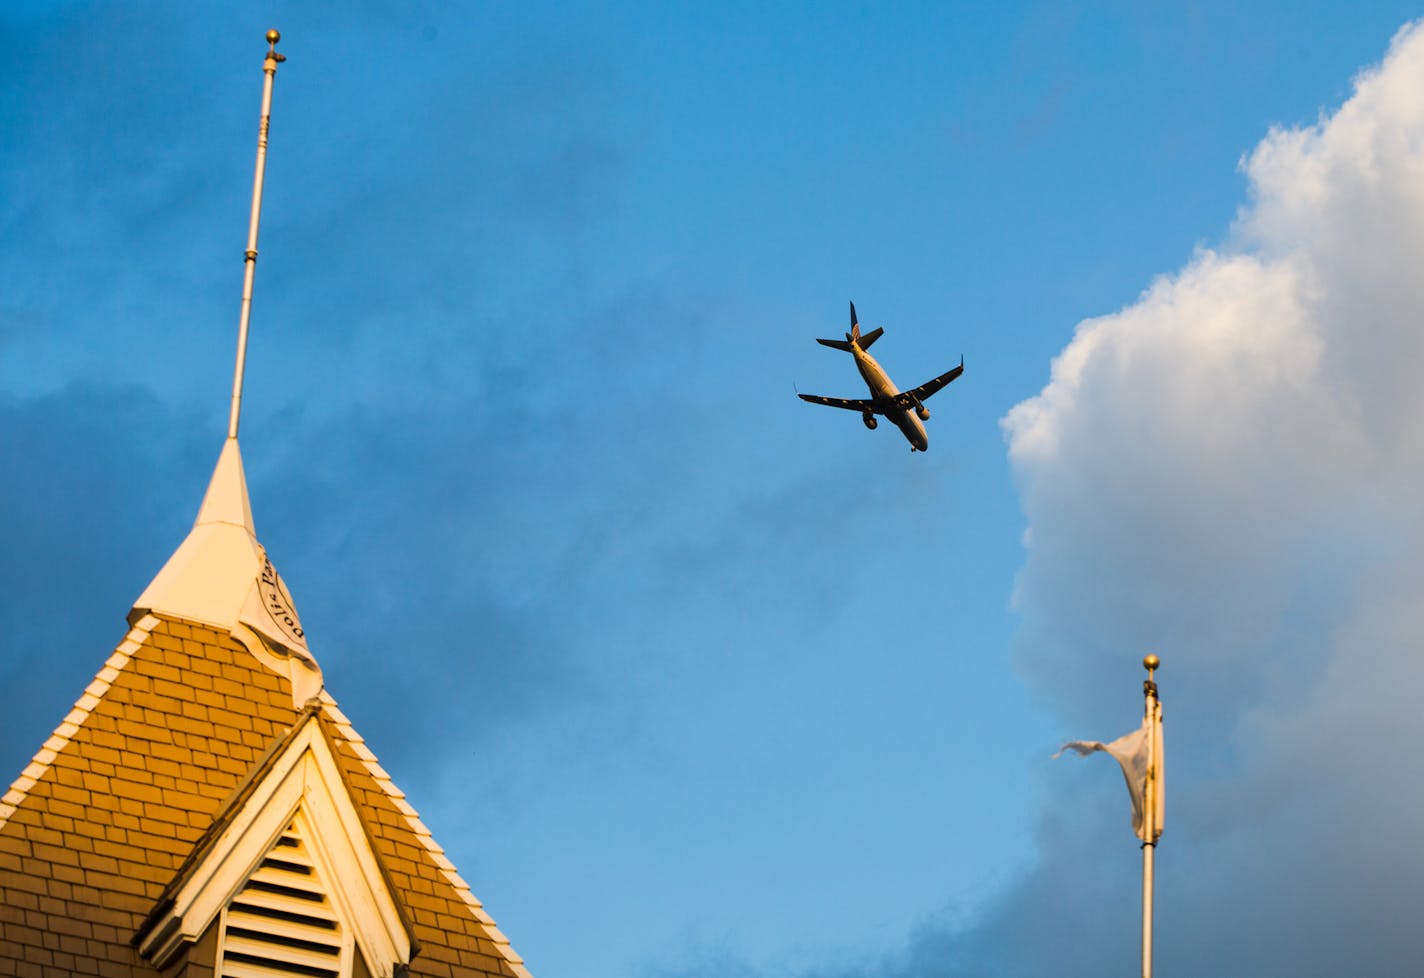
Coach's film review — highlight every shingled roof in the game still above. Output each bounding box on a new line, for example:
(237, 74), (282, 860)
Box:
(3, 34), (534, 975)
(0, 443), (532, 978)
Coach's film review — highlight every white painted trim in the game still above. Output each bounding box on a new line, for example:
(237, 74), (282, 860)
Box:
(318, 691), (534, 978)
(138, 713), (411, 974)
(0, 615), (159, 833)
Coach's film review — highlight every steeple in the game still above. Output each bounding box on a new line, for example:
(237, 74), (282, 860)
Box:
(0, 30), (532, 978)
(130, 28), (319, 705)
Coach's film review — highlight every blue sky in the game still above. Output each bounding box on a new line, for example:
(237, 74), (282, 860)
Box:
(8, 4), (1424, 977)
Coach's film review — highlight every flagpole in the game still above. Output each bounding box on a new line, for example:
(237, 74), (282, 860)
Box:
(1141, 653), (1160, 978)
(228, 29), (286, 440)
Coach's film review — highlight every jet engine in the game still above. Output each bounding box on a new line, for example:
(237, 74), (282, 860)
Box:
(915, 404), (931, 421)
(862, 412), (878, 430)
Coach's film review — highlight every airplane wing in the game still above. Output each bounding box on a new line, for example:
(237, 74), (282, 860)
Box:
(798, 392), (876, 412)
(893, 358), (964, 408)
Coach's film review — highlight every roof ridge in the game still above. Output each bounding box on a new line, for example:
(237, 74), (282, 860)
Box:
(0, 612), (162, 833)
(317, 690), (533, 978)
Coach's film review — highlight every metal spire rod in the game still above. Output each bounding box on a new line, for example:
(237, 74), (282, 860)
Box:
(228, 29), (286, 440)
(1140, 653), (1161, 978)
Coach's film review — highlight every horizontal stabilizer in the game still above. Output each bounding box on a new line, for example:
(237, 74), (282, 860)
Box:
(858, 326), (884, 350)
(816, 337), (855, 352)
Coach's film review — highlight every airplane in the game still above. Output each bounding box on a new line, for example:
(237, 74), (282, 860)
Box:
(797, 302), (963, 452)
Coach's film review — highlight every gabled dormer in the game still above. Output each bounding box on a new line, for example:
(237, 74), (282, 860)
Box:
(134, 709), (415, 976)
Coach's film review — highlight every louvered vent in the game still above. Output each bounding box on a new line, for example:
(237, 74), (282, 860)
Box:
(217, 817), (350, 978)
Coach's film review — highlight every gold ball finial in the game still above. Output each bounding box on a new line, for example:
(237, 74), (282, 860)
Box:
(1143, 654), (1160, 671)
(267, 29), (281, 45)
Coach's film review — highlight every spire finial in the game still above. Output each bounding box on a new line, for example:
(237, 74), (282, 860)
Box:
(227, 29), (286, 439)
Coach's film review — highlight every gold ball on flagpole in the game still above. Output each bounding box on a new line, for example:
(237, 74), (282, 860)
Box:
(267, 29), (281, 44)
(1143, 653), (1160, 671)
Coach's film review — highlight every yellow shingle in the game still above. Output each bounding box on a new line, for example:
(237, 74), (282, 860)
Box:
(2, 616), (526, 978)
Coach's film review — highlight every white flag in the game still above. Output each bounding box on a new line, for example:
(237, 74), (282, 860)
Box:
(1056, 708), (1164, 842)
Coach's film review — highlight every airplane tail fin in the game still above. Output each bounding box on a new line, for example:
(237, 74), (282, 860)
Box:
(816, 301), (878, 351)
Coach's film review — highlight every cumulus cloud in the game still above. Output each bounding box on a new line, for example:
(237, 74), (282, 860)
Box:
(1005, 20), (1424, 721)
(989, 19), (1424, 976)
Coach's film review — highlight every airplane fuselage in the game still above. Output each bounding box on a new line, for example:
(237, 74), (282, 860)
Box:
(851, 344), (929, 451)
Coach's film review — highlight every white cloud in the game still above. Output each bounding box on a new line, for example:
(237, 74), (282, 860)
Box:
(1004, 22), (1424, 718)
(993, 18), (1424, 976)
